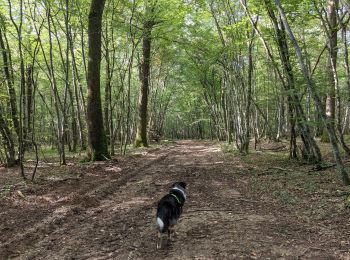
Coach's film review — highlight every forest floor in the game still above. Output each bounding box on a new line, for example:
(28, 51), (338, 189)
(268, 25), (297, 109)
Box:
(1, 140), (350, 259)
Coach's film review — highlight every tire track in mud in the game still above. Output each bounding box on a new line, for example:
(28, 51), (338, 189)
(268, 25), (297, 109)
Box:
(78, 142), (230, 260)
(7, 142), (216, 260)
(2, 141), (350, 259)
(2, 142), (273, 260)
(1, 145), (176, 259)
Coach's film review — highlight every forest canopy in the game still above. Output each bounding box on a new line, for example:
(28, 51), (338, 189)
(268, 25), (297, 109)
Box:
(1, 0), (350, 184)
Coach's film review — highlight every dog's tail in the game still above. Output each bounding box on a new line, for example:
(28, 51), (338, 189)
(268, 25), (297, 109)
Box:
(156, 217), (164, 232)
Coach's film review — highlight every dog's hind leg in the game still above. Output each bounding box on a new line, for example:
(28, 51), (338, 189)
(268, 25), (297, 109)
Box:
(156, 231), (162, 249)
(167, 228), (172, 245)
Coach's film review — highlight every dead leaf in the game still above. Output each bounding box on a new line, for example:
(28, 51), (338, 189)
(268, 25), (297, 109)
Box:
(17, 190), (25, 198)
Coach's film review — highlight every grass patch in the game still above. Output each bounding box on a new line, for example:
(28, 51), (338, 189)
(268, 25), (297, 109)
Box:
(221, 143), (239, 155)
(345, 196), (350, 208)
(250, 177), (274, 192)
(0, 185), (13, 198)
(241, 151), (289, 167)
(25, 145), (86, 162)
(273, 190), (299, 205)
(0, 180), (29, 198)
(302, 180), (320, 193)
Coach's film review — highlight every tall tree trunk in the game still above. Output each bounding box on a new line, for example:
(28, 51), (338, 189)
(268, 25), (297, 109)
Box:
(69, 30), (86, 150)
(77, 1), (88, 84)
(135, 18), (155, 147)
(326, 0), (337, 127)
(24, 65), (34, 149)
(242, 22), (256, 154)
(330, 1), (350, 154)
(124, 41), (137, 154)
(104, 39), (112, 147)
(342, 15), (350, 134)
(86, 0), (109, 160)
(64, 0), (78, 152)
(8, 0), (25, 178)
(46, 6), (66, 165)
(0, 28), (19, 141)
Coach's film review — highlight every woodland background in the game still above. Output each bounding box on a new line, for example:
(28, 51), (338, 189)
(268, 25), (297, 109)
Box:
(1, 0), (350, 185)
(1, 1), (350, 258)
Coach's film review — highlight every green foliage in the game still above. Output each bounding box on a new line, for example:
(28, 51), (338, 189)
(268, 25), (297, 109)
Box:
(0, 184), (13, 198)
(345, 195), (350, 209)
(221, 143), (238, 155)
(0, 0), (349, 179)
(320, 130), (330, 143)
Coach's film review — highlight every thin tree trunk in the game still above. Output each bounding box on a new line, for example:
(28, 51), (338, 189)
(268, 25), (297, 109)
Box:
(242, 19), (256, 154)
(135, 16), (155, 147)
(0, 105), (16, 166)
(77, 1), (88, 83)
(8, 0), (25, 178)
(0, 28), (20, 141)
(103, 5), (112, 148)
(30, 74), (39, 181)
(325, 0), (337, 129)
(46, 5), (66, 165)
(124, 43), (137, 154)
(64, 0), (78, 152)
(342, 16), (350, 134)
(274, 0), (350, 185)
(69, 30), (86, 150)
(247, 0), (322, 162)
(24, 65), (34, 149)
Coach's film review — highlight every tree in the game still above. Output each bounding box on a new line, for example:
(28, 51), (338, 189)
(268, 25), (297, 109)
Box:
(135, 3), (156, 147)
(263, 0), (322, 163)
(86, 0), (109, 160)
(274, 0), (350, 185)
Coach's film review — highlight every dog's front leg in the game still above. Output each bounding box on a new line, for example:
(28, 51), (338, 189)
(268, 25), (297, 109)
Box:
(157, 231), (162, 249)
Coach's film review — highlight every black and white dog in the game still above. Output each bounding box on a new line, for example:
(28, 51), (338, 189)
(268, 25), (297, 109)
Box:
(156, 182), (187, 249)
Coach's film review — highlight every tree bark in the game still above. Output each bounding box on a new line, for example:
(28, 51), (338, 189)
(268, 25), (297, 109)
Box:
(341, 13), (350, 134)
(242, 21), (256, 154)
(0, 105), (16, 167)
(24, 65), (34, 149)
(0, 27), (19, 140)
(326, 0), (337, 126)
(86, 0), (109, 160)
(8, 0), (25, 178)
(135, 18), (155, 147)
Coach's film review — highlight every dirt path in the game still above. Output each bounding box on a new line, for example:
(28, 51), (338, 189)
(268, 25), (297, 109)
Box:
(1, 141), (349, 259)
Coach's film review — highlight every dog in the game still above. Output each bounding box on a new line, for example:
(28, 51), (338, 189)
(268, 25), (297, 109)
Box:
(156, 182), (187, 249)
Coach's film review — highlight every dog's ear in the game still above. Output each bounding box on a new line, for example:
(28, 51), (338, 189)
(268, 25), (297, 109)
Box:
(171, 181), (187, 189)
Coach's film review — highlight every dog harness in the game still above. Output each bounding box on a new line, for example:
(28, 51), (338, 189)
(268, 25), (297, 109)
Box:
(171, 186), (187, 199)
(170, 193), (182, 204)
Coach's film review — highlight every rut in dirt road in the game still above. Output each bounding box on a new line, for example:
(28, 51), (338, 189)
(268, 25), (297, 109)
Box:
(1, 141), (349, 259)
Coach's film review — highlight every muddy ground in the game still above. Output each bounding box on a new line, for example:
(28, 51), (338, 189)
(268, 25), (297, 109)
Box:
(0, 140), (350, 259)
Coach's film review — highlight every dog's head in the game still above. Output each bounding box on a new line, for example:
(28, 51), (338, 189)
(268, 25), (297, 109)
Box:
(171, 181), (187, 200)
(172, 181), (187, 189)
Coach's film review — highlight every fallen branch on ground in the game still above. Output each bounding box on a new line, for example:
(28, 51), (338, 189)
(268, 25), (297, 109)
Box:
(309, 163), (336, 172)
